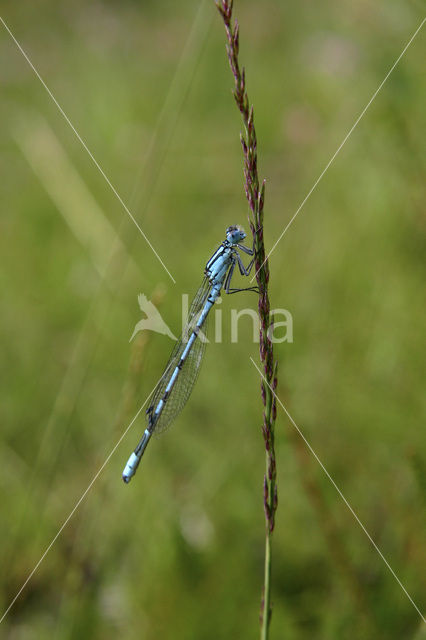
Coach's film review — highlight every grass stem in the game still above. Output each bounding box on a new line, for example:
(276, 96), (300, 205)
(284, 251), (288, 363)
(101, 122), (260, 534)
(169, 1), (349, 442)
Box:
(215, 3), (279, 636)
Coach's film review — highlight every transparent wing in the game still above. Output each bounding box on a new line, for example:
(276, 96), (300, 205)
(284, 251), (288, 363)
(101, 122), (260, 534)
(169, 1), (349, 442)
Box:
(147, 277), (211, 435)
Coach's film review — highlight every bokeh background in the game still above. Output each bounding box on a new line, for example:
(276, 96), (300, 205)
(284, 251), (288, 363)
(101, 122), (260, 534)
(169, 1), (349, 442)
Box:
(1, 1), (425, 638)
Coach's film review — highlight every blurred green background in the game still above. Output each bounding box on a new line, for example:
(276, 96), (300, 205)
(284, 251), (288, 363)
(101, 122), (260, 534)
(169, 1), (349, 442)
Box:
(0, 1), (425, 638)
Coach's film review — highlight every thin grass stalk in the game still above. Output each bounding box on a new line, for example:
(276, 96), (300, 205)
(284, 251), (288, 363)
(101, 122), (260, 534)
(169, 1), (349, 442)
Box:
(215, 2), (278, 637)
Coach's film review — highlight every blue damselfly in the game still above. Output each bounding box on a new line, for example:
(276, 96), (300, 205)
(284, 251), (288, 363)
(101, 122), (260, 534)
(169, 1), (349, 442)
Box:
(122, 225), (257, 483)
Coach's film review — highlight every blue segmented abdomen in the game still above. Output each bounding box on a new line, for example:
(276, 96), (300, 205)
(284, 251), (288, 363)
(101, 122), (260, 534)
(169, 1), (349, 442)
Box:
(145, 279), (215, 435)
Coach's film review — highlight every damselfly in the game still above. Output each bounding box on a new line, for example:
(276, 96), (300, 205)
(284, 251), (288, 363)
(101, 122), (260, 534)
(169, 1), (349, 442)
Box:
(122, 225), (258, 483)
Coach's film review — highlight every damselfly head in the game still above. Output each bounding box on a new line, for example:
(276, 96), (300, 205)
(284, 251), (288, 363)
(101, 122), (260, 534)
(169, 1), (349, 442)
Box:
(226, 225), (246, 244)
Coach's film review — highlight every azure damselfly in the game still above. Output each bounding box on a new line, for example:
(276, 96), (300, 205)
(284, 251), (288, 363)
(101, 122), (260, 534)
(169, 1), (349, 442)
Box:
(122, 225), (258, 483)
